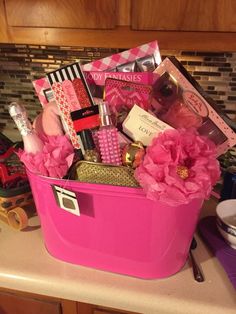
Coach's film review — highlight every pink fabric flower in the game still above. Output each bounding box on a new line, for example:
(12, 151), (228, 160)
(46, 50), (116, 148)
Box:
(18, 135), (74, 178)
(135, 129), (220, 206)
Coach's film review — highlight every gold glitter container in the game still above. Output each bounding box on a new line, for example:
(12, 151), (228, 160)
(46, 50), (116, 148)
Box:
(72, 161), (140, 187)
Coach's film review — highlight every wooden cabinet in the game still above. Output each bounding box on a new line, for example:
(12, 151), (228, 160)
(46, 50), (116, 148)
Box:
(13, 0), (234, 33)
(0, 289), (139, 314)
(0, 290), (61, 314)
(0, 0), (8, 42)
(5, 0), (116, 29)
(131, 0), (236, 32)
(1, 0), (236, 50)
(77, 302), (139, 314)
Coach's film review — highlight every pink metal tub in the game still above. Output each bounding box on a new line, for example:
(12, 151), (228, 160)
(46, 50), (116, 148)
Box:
(27, 169), (203, 279)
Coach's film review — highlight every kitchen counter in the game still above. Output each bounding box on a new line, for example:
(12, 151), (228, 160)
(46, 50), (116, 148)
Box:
(0, 198), (235, 314)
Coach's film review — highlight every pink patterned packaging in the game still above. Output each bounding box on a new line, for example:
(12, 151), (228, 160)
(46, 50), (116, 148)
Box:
(33, 42), (161, 107)
(153, 56), (236, 156)
(52, 82), (80, 149)
(104, 78), (152, 126)
(32, 77), (54, 107)
(84, 71), (160, 99)
(46, 62), (94, 109)
(82, 41), (162, 72)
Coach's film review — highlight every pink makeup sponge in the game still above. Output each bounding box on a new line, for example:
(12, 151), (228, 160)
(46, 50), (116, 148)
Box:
(34, 101), (64, 137)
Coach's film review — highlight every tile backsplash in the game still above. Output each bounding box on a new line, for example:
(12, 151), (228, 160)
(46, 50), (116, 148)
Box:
(0, 43), (236, 141)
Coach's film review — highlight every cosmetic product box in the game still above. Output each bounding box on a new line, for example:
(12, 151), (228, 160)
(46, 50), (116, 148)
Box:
(103, 78), (153, 129)
(32, 40), (162, 107)
(84, 71), (160, 99)
(82, 40), (162, 72)
(26, 166), (203, 279)
(49, 62), (97, 149)
(153, 57), (236, 156)
(122, 104), (173, 146)
(32, 72), (160, 108)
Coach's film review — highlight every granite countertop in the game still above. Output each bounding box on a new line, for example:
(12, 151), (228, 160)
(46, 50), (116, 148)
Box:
(0, 199), (235, 314)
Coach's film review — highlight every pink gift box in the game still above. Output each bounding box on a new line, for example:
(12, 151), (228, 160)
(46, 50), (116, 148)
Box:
(153, 57), (236, 156)
(82, 40), (162, 72)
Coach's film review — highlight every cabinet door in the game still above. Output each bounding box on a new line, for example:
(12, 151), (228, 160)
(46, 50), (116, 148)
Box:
(0, 291), (61, 314)
(0, 0), (8, 42)
(77, 301), (139, 314)
(5, 0), (116, 29)
(131, 0), (236, 32)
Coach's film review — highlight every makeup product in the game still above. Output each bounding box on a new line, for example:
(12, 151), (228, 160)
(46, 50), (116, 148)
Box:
(104, 78), (152, 127)
(82, 41), (162, 72)
(62, 80), (81, 111)
(49, 63), (97, 148)
(97, 102), (122, 165)
(104, 78), (152, 110)
(47, 62), (95, 108)
(79, 129), (100, 162)
(122, 104), (173, 146)
(52, 82), (80, 149)
(154, 57), (236, 155)
(70, 105), (100, 134)
(72, 78), (92, 108)
(84, 71), (160, 100)
(122, 141), (145, 169)
(8, 102), (44, 154)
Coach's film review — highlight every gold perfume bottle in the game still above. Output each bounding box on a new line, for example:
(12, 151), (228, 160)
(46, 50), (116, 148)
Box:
(79, 129), (101, 163)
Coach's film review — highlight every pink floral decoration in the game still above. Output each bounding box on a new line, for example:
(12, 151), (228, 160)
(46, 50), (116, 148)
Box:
(135, 129), (220, 206)
(18, 135), (74, 179)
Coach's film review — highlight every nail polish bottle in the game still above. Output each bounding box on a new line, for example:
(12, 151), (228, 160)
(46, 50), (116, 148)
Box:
(8, 102), (44, 154)
(79, 129), (100, 162)
(97, 102), (122, 165)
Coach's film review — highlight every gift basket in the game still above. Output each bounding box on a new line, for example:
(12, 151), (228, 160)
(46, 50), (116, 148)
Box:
(8, 41), (236, 279)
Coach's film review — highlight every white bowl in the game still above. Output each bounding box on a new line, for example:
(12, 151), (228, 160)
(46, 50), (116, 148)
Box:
(216, 199), (236, 249)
